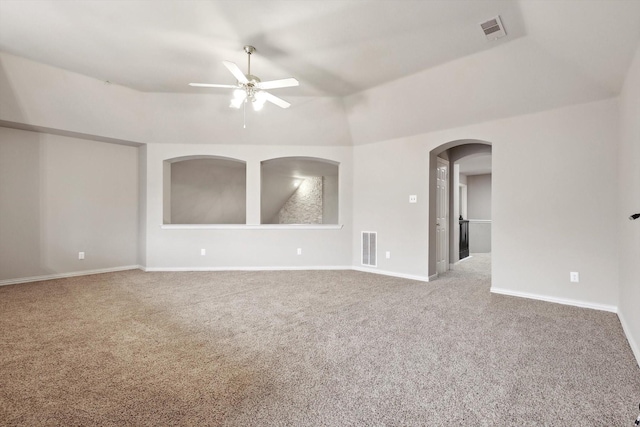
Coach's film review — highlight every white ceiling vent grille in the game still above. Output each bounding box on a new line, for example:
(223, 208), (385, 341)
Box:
(362, 231), (377, 267)
(480, 15), (506, 41)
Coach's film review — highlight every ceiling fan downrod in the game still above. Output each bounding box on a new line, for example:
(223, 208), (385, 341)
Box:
(244, 45), (255, 76)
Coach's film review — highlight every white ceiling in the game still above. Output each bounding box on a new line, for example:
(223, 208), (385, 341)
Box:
(1, 0), (638, 100)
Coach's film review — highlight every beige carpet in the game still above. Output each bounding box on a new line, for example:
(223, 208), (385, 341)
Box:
(1, 255), (638, 426)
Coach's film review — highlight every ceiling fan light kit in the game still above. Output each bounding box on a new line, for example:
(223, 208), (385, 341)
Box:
(190, 45), (298, 117)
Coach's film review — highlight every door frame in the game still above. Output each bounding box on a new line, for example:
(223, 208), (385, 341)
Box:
(428, 140), (492, 279)
(436, 157), (449, 275)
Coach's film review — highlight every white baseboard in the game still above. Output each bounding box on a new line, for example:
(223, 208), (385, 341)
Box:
(490, 287), (618, 313)
(618, 311), (640, 368)
(0, 265), (142, 286)
(143, 265), (352, 272)
(352, 266), (430, 282)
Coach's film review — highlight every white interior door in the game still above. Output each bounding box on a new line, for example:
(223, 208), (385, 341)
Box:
(436, 158), (449, 274)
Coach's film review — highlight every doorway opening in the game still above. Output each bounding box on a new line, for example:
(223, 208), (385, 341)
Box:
(428, 140), (492, 279)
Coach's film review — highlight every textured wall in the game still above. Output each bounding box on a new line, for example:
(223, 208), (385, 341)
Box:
(278, 177), (323, 224)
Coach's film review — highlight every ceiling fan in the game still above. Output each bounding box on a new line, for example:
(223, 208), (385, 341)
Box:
(189, 45), (299, 111)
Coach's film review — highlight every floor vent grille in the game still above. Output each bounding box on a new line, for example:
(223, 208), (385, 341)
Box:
(362, 231), (377, 267)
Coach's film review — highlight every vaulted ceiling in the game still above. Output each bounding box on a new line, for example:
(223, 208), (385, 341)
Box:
(1, 0), (639, 97)
(1, 0), (639, 145)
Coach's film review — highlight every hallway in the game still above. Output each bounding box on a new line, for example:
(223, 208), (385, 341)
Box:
(448, 253), (492, 279)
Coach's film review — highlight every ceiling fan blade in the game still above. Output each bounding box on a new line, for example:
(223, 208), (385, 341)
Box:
(257, 78), (299, 90)
(223, 60), (249, 84)
(262, 91), (291, 109)
(189, 83), (237, 88)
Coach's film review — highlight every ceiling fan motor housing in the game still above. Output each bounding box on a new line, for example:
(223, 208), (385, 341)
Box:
(242, 76), (261, 99)
(189, 44), (297, 110)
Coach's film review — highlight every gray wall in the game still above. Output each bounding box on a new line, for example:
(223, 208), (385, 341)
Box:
(322, 176), (339, 224)
(353, 98), (620, 310)
(0, 127), (139, 282)
(143, 144), (353, 270)
(138, 145), (147, 268)
(261, 172), (298, 224)
(169, 158), (246, 224)
(467, 174), (491, 220)
(467, 173), (492, 254)
(618, 43), (640, 364)
(469, 222), (491, 254)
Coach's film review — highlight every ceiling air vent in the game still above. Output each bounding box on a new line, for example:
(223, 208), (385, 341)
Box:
(480, 15), (506, 41)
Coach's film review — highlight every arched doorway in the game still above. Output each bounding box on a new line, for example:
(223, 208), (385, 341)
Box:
(428, 140), (492, 278)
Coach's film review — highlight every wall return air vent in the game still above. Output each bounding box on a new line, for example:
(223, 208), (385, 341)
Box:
(480, 15), (506, 40)
(361, 231), (377, 267)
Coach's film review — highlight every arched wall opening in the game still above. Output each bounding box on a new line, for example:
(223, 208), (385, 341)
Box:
(163, 155), (247, 225)
(428, 139), (492, 277)
(260, 156), (340, 225)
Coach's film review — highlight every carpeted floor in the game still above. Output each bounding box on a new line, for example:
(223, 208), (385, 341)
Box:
(1, 255), (638, 426)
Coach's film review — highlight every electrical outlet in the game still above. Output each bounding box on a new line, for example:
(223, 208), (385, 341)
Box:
(297, 248), (302, 255)
(78, 252), (85, 260)
(386, 251), (391, 259)
(409, 195), (417, 203)
(200, 248), (206, 256)
(570, 272), (579, 283)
